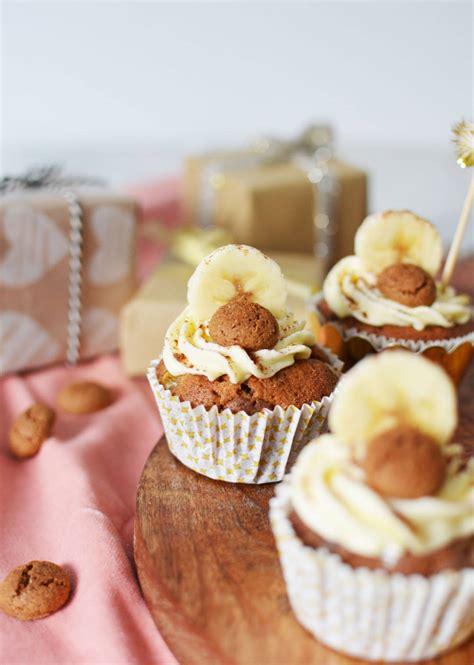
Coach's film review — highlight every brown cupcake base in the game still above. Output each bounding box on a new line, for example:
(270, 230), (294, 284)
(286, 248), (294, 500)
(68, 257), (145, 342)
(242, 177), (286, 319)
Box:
(289, 509), (474, 576)
(315, 299), (474, 384)
(157, 350), (338, 415)
(317, 299), (474, 341)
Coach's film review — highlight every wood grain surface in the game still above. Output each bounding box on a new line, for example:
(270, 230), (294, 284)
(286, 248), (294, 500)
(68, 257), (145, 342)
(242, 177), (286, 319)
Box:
(134, 258), (474, 665)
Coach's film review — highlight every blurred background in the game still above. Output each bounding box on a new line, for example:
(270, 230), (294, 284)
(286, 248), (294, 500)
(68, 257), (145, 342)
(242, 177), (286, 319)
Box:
(1, 0), (473, 248)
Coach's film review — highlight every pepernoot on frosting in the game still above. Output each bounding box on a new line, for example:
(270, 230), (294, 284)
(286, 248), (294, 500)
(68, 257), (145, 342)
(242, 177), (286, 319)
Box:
(323, 211), (471, 330)
(289, 351), (474, 562)
(162, 245), (317, 384)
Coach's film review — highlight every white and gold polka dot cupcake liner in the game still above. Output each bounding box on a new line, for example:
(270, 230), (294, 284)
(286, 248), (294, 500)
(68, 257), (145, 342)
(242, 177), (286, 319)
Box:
(147, 359), (336, 484)
(270, 478), (474, 661)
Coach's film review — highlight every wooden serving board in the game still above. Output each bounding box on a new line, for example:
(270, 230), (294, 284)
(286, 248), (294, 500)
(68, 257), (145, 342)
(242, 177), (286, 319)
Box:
(134, 259), (474, 665)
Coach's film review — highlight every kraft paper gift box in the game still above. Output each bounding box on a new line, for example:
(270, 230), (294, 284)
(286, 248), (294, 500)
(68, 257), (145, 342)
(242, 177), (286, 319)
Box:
(120, 252), (322, 377)
(183, 135), (368, 267)
(0, 186), (138, 375)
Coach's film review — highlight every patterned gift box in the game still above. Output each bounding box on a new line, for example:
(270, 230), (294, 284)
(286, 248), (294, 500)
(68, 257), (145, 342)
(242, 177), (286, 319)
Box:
(0, 170), (138, 374)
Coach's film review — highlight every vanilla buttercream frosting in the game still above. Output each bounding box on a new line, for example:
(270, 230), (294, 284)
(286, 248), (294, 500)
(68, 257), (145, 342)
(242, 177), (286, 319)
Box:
(323, 256), (471, 330)
(163, 307), (316, 384)
(290, 436), (474, 562)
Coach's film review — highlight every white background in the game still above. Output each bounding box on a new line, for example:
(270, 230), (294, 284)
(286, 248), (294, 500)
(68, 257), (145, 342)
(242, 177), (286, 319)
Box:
(1, 1), (473, 249)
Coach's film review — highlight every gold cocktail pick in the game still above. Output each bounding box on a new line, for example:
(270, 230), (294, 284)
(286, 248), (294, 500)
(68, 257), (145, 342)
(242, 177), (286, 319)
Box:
(441, 120), (474, 285)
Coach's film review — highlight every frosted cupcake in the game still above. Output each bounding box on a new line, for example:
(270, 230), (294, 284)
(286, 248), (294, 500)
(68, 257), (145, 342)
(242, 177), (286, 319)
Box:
(270, 351), (473, 661)
(148, 244), (340, 483)
(315, 210), (473, 382)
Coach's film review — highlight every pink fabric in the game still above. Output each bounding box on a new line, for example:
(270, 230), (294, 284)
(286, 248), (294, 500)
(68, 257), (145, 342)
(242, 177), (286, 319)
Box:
(127, 176), (184, 281)
(125, 177), (182, 225)
(136, 235), (167, 283)
(0, 178), (184, 663)
(0, 355), (178, 664)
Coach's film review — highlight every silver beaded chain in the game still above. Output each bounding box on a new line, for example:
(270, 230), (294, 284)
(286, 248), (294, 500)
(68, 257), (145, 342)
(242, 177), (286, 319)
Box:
(58, 188), (84, 364)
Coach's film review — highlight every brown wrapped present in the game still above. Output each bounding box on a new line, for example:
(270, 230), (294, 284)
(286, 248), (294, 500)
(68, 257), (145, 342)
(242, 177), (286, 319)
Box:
(183, 125), (368, 273)
(0, 168), (138, 374)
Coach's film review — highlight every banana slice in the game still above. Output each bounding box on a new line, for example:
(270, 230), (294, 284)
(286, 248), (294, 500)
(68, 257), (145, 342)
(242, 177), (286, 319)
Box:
(323, 255), (365, 317)
(355, 211), (443, 276)
(187, 244), (288, 321)
(329, 351), (457, 452)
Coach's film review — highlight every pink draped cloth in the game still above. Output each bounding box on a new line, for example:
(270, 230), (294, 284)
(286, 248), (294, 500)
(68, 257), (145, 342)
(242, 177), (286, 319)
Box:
(0, 356), (177, 665)
(0, 180), (184, 663)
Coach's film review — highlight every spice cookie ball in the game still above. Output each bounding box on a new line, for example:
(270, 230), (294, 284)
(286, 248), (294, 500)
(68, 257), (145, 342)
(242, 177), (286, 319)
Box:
(9, 404), (55, 458)
(209, 299), (279, 351)
(0, 561), (71, 621)
(377, 263), (436, 308)
(362, 424), (447, 499)
(57, 381), (113, 414)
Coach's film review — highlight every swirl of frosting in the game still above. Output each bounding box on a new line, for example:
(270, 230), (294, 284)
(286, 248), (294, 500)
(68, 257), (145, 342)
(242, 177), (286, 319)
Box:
(163, 308), (316, 384)
(290, 436), (474, 561)
(324, 257), (471, 331)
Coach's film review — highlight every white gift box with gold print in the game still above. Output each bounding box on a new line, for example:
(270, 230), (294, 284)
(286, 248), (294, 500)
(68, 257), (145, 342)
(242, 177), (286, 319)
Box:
(147, 358), (336, 484)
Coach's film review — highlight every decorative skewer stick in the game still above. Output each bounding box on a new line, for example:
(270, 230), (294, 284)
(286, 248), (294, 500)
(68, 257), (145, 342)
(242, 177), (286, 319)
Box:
(441, 120), (474, 285)
(441, 177), (474, 284)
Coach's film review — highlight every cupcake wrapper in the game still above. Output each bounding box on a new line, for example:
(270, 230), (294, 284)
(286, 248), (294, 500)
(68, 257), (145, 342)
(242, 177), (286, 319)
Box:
(311, 294), (474, 384)
(337, 324), (474, 355)
(147, 358), (336, 484)
(270, 479), (474, 662)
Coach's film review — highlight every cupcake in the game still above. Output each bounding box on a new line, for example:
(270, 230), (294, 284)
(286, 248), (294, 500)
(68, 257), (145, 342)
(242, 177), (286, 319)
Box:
(270, 351), (473, 661)
(314, 210), (474, 383)
(148, 244), (341, 483)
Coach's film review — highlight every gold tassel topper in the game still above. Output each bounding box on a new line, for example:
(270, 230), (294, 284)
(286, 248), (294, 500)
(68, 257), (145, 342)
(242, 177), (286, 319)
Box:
(452, 119), (474, 168)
